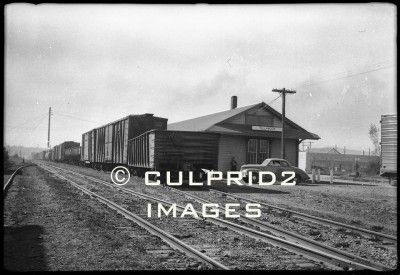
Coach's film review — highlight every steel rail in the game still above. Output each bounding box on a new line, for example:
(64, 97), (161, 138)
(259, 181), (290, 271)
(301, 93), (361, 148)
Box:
(165, 186), (389, 271)
(40, 165), (229, 270)
(3, 164), (35, 196)
(42, 164), (385, 271)
(206, 188), (397, 243)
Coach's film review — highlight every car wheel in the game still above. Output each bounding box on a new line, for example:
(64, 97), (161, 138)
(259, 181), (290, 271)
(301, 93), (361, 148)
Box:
(250, 173), (259, 184)
(294, 175), (301, 185)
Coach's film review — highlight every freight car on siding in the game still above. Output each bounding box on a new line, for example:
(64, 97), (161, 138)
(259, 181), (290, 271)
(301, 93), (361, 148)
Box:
(127, 130), (219, 180)
(81, 114), (168, 170)
(65, 145), (81, 163)
(53, 141), (81, 163)
(44, 149), (52, 161)
(380, 114), (397, 185)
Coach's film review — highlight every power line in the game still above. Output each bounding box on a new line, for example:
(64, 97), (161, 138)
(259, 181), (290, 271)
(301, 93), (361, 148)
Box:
(252, 94), (282, 114)
(296, 64), (394, 89)
(307, 61), (393, 83)
(268, 94), (281, 105)
(6, 113), (48, 130)
(30, 115), (48, 131)
(53, 112), (102, 124)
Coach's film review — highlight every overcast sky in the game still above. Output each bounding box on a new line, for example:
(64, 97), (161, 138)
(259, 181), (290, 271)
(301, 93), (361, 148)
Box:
(5, 3), (396, 151)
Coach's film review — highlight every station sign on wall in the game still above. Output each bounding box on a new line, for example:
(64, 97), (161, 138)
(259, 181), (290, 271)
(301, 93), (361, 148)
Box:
(252, 126), (282, 131)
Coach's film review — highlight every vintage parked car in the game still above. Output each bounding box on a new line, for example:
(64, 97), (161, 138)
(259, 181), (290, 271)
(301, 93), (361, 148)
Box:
(240, 158), (310, 185)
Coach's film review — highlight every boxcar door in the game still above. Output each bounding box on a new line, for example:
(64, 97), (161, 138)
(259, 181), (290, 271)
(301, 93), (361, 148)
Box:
(105, 125), (113, 162)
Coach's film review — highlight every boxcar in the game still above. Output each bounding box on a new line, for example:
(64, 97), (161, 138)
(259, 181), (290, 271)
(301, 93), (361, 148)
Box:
(81, 113), (168, 169)
(44, 149), (52, 161)
(81, 130), (94, 164)
(53, 144), (61, 161)
(127, 130), (219, 179)
(53, 141), (80, 162)
(64, 143), (81, 163)
(41, 150), (46, 160)
(380, 114), (397, 184)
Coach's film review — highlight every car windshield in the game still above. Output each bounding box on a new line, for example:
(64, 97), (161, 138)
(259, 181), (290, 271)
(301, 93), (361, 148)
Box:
(270, 160), (281, 166)
(262, 159), (291, 167)
(261, 159), (271, 165)
(281, 161), (290, 167)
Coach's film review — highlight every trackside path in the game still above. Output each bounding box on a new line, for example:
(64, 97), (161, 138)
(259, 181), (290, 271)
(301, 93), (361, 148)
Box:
(3, 166), (209, 270)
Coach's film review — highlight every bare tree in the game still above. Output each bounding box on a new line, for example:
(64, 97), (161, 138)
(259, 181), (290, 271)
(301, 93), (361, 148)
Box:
(368, 123), (380, 156)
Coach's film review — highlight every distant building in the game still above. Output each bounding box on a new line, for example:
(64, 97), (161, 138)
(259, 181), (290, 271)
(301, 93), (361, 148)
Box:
(298, 148), (380, 175)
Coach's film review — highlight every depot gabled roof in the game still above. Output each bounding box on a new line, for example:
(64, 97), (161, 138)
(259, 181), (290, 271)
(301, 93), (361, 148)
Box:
(168, 102), (320, 140)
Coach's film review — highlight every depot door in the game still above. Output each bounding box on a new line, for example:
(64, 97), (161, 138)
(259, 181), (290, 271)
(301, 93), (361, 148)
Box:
(247, 139), (269, 164)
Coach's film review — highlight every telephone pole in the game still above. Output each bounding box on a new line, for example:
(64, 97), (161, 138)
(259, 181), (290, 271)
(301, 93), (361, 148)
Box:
(47, 107), (52, 149)
(308, 141), (314, 152)
(272, 88), (296, 159)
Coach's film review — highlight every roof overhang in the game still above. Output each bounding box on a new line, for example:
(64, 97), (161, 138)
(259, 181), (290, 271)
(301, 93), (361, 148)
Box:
(207, 123), (320, 140)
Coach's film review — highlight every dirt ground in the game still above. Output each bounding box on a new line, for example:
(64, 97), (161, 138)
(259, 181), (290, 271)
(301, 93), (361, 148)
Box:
(212, 181), (397, 235)
(3, 166), (200, 271)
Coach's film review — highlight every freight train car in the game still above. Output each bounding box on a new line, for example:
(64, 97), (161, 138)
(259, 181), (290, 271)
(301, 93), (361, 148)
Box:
(127, 130), (219, 180)
(53, 144), (61, 161)
(53, 141), (81, 163)
(44, 149), (53, 161)
(65, 145), (81, 163)
(81, 114), (168, 170)
(380, 114), (397, 185)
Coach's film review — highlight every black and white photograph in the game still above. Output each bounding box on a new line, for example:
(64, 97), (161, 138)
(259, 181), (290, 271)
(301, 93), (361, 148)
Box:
(3, 3), (397, 271)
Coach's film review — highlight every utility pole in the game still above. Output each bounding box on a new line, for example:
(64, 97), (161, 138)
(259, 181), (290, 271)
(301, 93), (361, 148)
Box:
(272, 88), (296, 159)
(308, 141), (313, 152)
(47, 107), (52, 149)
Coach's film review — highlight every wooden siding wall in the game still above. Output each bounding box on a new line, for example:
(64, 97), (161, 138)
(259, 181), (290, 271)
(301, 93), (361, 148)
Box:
(127, 131), (152, 168)
(217, 135), (247, 173)
(104, 124), (113, 162)
(90, 130), (96, 162)
(127, 130), (219, 170)
(95, 127), (105, 163)
(154, 131), (219, 170)
(269, 138), (298, 166)
(82, 133), (89, 161)
(112, 118), (128, 164)
(225, 107), (283, 128)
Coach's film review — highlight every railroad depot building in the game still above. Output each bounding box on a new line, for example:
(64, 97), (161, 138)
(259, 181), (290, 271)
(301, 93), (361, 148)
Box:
(168, 97), (320, 172)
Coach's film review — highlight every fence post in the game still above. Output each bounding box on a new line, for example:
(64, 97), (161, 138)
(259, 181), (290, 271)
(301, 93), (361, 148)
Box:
(329, 168), (334, 184)
(316, 169), (320, 182)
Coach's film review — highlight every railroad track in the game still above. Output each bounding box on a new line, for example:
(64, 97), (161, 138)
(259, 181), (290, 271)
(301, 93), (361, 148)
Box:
(164, 186), (390, 271)
(39, 163), (388, 271)
(205, 187), (397, 243)
(3, 164), (35, 196)
(39, 163), (229, 270)
(39, 163), (328, 270)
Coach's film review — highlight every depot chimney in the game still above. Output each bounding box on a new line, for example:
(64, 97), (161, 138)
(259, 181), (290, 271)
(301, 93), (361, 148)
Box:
(231, 96), (237, 109)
